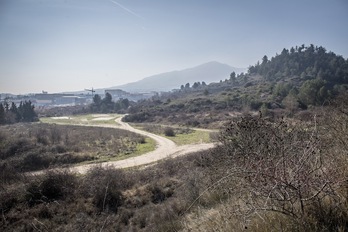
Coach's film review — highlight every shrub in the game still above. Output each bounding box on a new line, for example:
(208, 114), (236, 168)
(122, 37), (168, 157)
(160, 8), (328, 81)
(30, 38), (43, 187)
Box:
(164, 127), (175, 137)
(218, 115), (342, 227)
(25, 170), (77, 206)
(93, 183), (123, 213)
(21, 153), (51, 171)
(82, 166), (130, 213)
(2, 138), (32, 159)
(0, 161), (21, 186)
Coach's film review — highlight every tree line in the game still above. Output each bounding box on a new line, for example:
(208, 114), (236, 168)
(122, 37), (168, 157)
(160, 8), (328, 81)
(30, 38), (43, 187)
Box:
(90, 93), (130, 113)
(0, 100), (38, 124)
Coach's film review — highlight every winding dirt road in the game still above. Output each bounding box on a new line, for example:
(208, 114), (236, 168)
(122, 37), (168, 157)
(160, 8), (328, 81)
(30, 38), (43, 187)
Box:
(36, 116), (215, 174)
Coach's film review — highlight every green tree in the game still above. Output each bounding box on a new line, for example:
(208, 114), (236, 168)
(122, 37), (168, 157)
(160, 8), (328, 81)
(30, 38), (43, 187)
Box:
(0, 104), (5, 124)
(230, 71), (236, 84)
(23, 101), (37, 122)
(120, 98), (129, 109)
(192, 82), (200, 89)
(262, 55), (268, 64)
(101, 93), (114, 113)
(91, 94), (102, 112)
(10, 102), (20, 121)
(93, 94), (102, 105)
(103, 92), (112, 105)
(298, 79), (326, 106)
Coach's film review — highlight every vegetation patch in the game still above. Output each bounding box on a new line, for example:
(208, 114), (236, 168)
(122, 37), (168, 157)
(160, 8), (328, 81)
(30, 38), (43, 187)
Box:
(135, 123), (213, 145)
(0, 123), (152, 172)
(40, 113), (121, 126)
(166, 129), (211, 145)
(1, 101), (347, 231)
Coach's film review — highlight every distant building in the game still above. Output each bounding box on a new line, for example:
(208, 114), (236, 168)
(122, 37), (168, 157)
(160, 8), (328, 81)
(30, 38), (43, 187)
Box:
(55, 96), (87, 106)
(34, 93), (87, 106)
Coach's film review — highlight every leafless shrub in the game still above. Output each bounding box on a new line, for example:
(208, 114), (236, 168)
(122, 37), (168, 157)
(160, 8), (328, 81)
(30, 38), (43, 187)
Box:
(147, 178), (177, 204)
(35, 127), (49, 145)
(0, 161), (21, 188)
(25, 170), (77, 206)
(21, 153), (51, 171)
(81, 166), (132, 213)
(49, 125), (62, 144)
(217, 115), (344, 228)
(2, 138), (32, 159)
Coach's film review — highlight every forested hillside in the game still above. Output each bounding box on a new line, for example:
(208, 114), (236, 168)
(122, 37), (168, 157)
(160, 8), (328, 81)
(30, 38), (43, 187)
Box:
(124, 45), (348, 127)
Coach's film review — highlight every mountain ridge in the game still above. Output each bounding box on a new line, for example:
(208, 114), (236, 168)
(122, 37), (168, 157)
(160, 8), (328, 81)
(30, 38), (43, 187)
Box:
(112, 61), (246, 92)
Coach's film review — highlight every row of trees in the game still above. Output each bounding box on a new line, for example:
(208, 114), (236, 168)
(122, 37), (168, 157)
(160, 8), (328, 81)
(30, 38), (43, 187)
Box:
(90, 93), (130, 113)
(180, 81), (207, 91)
(0, 100), (38, 124)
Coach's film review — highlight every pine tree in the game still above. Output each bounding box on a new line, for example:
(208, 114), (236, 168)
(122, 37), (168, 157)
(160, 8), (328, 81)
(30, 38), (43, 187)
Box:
(20, 101), (38, 122)
(0, 103), (5, 124)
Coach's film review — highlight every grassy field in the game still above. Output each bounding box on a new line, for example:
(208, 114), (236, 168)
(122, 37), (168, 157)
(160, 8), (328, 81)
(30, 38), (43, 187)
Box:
(164, 129), (212, 145)
(0, 122), (155, 172)
(133, 123), (215, 145)
(40, 114), (122, 126)
(42, 114), (214, 146)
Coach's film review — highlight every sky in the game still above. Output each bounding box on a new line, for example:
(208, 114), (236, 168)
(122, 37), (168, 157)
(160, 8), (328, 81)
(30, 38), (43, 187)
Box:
(0, 0), (348, 94)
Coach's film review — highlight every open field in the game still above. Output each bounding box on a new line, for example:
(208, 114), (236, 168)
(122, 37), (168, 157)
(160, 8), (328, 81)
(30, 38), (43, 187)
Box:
(1, 93), (348, 231)
(0, 122), (154, 172)
(1, 106), (347, 231)
(28, 115), (215, 174)
(132, 123), (216, 145)
(43, 114), (215, 146)
(40, 114), (122, 126)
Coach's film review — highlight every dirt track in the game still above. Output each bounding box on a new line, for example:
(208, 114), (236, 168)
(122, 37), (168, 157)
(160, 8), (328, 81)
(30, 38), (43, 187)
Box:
(34, 116), (215, 174)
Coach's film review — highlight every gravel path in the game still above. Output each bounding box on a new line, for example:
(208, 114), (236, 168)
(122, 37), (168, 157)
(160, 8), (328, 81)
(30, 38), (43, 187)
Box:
(73, 117), (214, 173)
(32, 116), (215, 175)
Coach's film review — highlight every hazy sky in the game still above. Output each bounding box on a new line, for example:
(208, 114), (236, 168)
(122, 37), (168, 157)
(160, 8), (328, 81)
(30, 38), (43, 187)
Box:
(1, 0), (348, 94)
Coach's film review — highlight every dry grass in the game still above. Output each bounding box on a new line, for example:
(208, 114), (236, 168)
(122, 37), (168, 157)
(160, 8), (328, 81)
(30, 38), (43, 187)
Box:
(135, 123), (213, 145)
(0, 123), (152, 173)
(1, 100), (348, 231)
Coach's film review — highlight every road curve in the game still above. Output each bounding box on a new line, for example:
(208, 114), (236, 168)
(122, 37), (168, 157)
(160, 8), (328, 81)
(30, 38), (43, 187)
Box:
(33, 116), (215, 175)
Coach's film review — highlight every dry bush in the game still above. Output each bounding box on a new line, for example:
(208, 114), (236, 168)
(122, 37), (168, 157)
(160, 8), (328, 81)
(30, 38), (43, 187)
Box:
(0, 161), (22, 188)
(25, 170), (77, 206)
(164, 127), (175, 137)
(216, 115), (347, 229)
(0, 123), (147, 172)
(81, 166), (133, 213)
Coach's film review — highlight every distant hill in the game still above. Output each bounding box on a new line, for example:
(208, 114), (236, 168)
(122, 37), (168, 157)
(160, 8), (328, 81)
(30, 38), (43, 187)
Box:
(112, 61), (245, 92)
(123, 44), (348, 127)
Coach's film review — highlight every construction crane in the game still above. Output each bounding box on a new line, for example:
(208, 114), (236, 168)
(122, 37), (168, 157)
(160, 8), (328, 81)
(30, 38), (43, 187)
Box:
(85, 88), (95, 97)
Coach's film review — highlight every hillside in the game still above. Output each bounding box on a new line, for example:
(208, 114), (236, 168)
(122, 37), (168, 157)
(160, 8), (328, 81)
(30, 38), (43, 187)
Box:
(124, 45), (348, 127)
(113, 61), (245, 92)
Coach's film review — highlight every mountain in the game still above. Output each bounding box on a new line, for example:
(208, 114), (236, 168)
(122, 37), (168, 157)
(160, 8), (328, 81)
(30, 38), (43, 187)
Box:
(112, 61), (245, 92)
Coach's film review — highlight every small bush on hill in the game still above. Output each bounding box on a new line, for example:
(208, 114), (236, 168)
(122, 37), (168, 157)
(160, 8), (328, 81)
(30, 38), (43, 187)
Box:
(164, 127), (175, 137)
